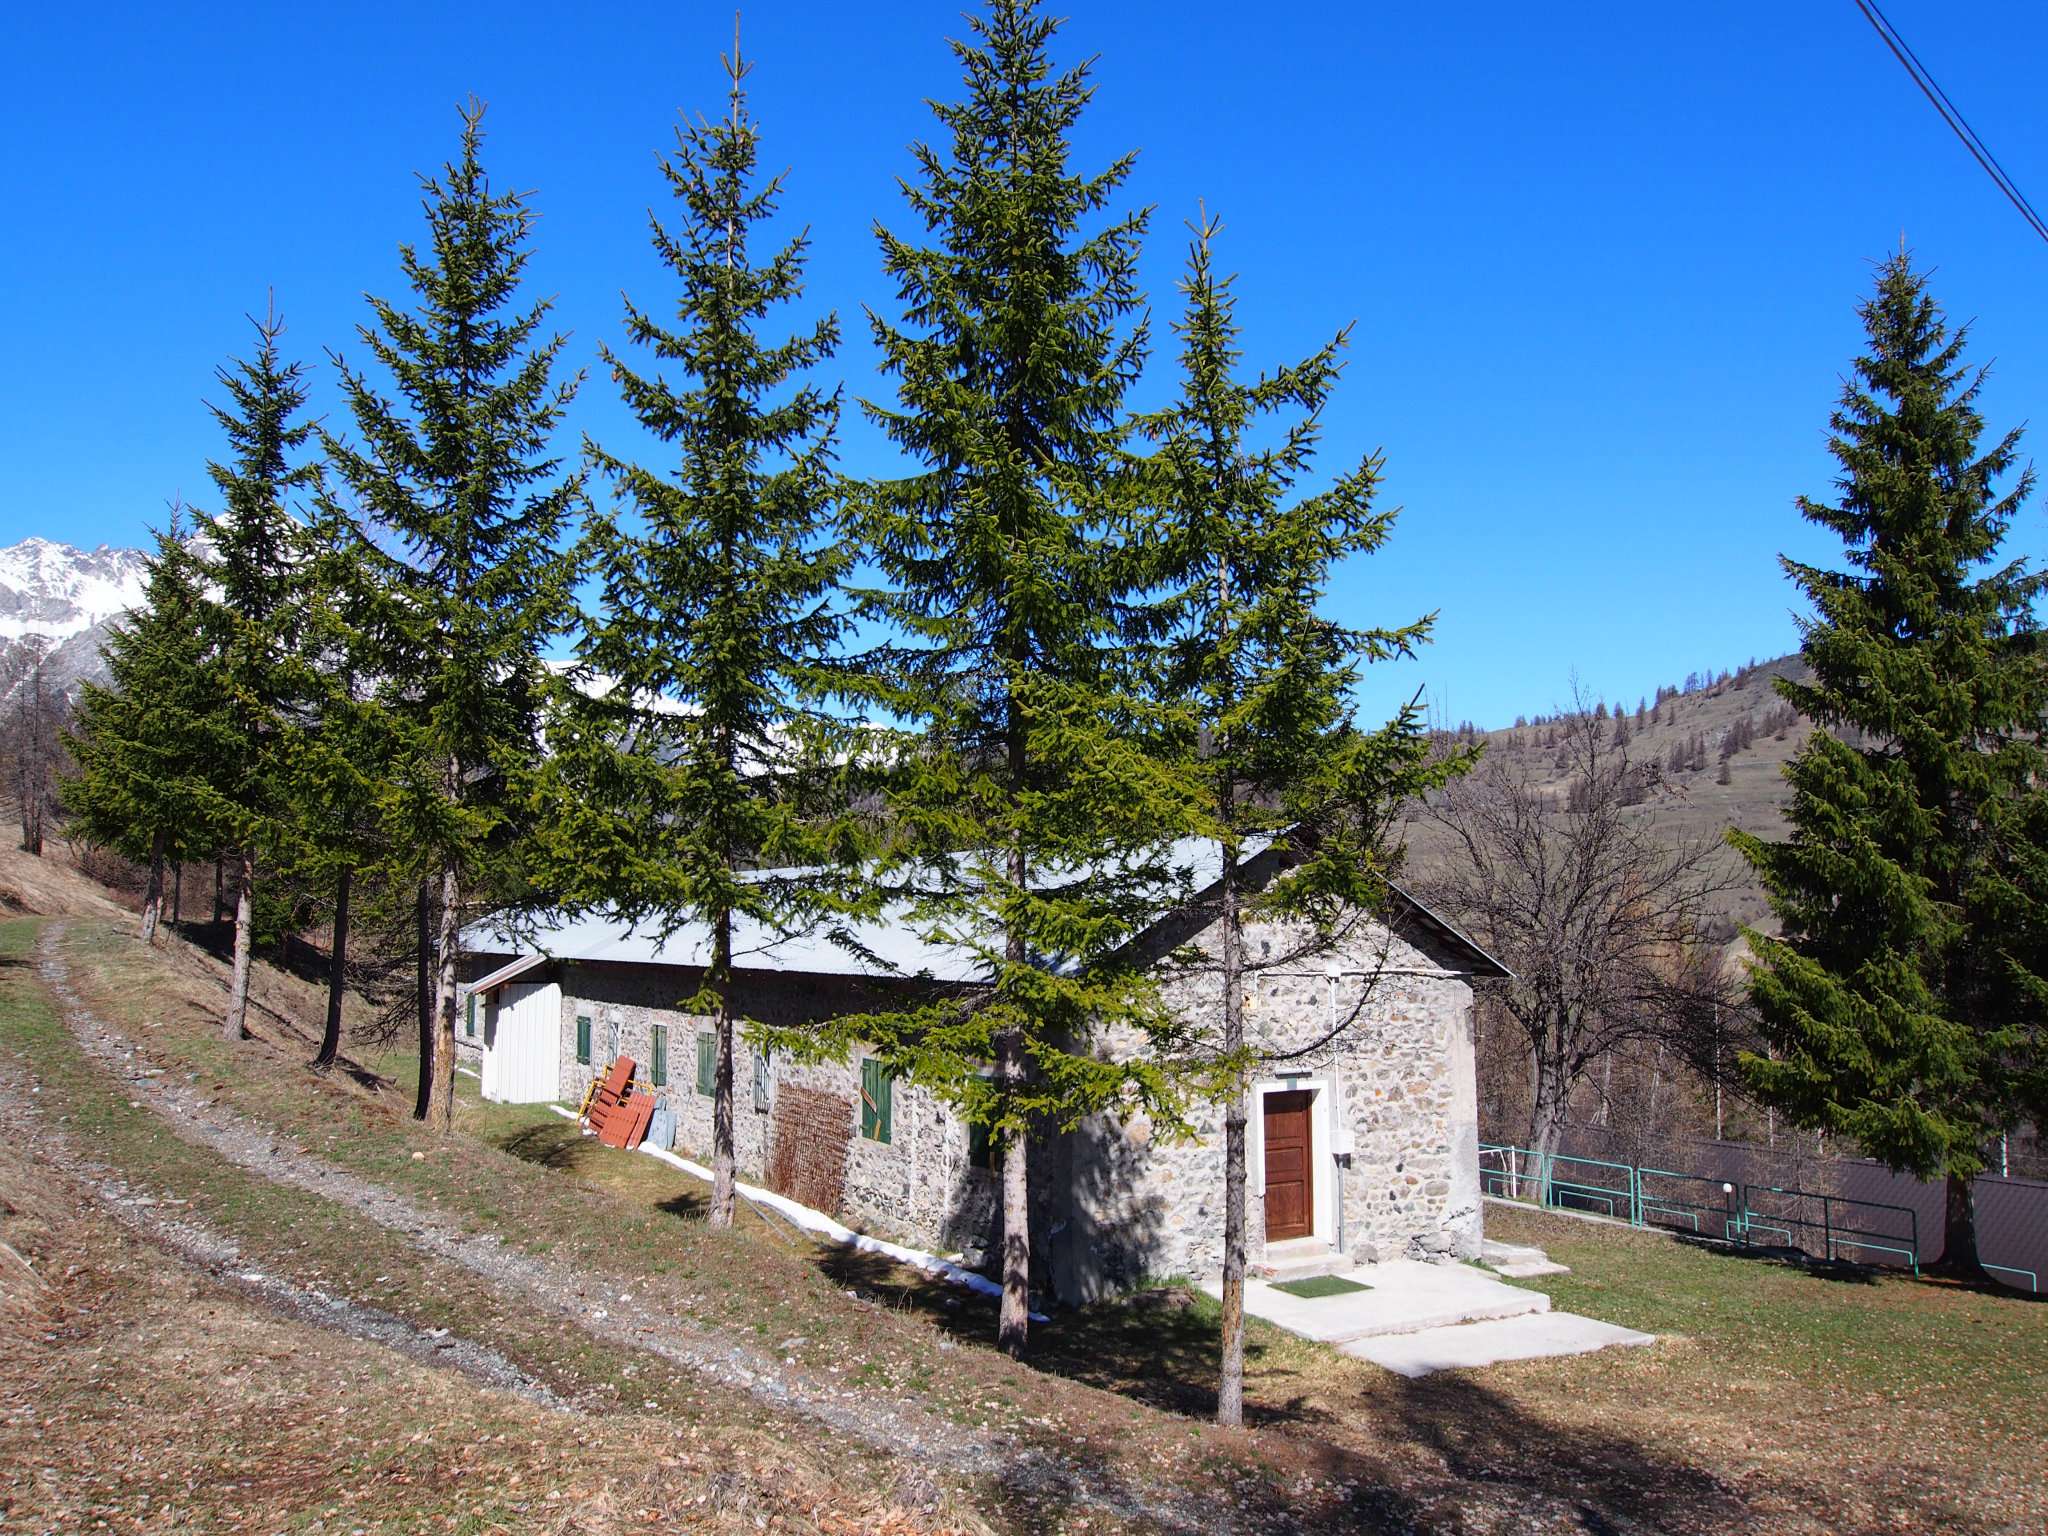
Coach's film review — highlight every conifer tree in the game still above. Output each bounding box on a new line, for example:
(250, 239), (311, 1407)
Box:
(189, 306), (318, 1041)
(324, 102), (585, 1130)
(66, 511), (224, 943)
(838, 0), (1195, 1353)
(540, 38), (851, 1226)
(1731, 254), (2048, 1275)
(291, 492), (394, 1069)
(1130, 212), (1453, 1426)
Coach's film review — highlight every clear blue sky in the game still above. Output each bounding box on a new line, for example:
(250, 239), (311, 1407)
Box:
(3, 1), (2045, 727)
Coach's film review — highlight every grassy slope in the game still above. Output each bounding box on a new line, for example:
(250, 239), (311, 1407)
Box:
(6, 904), (2046, 1535)
(0, 918), (970, 1536)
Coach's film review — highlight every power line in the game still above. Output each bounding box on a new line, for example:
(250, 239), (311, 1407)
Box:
(1852, 0), (2048, 247)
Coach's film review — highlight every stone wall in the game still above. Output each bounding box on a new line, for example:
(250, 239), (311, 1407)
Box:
(547, 959), (998, 1262)
(1063, 910), (1483, 1299)
(462, 892), (1485, 1304)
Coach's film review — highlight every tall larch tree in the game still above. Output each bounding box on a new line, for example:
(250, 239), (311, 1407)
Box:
(541, 36), (853, 1226)
(1131, 211), (1452, 1425)
(842, 0), (1199, 1355)
(1730, 253), (2048, 1277)
(189, 305), (318, 1041)
(65, 510), (223, 944)
(324, 101), (585, 1130)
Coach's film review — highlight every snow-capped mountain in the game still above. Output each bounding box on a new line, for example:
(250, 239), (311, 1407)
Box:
(0, 536), (149, 644)
(0, 536), (151, 703)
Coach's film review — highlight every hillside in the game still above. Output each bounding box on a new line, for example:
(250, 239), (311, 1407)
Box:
(2, 861), (2041, 1534)
(1403, 655), (1815, 937)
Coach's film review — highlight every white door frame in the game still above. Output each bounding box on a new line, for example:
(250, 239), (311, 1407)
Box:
(1247, 1074), (1336, 1247)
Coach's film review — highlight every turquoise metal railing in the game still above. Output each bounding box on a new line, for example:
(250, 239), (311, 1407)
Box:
(1480, 1144), (1938, 1276)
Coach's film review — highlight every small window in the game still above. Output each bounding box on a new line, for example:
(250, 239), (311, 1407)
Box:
(650, 1024), (668, 1088)
(965, 1071), (994, 1168)
(753, 1052), (770, 1113)
(697, 1032), (716, 1097)
(859, 1056), (893, 1144)
(575, 1014), (592, 1065)
(465, 992), (476, 1038)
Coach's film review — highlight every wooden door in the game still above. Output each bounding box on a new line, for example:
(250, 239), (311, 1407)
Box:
(1262, 1090), (1315, 1241)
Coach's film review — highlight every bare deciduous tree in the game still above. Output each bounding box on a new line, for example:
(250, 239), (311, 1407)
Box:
(6, 664), (66, 856)
(1416, 697), (1740, 1188)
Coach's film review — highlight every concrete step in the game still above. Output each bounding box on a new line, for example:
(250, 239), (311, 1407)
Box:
(1480, 1238), (1571, 1278)
(1339, 1310), (1655, 1377)
(1204, 1258), (1549, 1344)
(1253, 1238), (1358, 1283)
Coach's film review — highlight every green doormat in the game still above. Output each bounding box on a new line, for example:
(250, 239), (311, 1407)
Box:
(1271, 1274), (1372, 1299)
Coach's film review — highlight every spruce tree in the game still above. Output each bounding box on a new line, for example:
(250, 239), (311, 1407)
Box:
(324, 102), (585, 1130)
(1731, 254), (2048, 1275)
(65, 511), (225, 943)
(540, 39), (852, 1226)
(837, 0), (1194, 1353)
(291, 491), (394, 1069)
(1133, 211), (1454, 1424)
(189, 305), (318, 1041)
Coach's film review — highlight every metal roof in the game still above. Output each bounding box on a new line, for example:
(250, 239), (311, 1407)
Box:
(461, 837), (1511, 986)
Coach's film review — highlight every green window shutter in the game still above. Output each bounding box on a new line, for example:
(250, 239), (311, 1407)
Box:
(860, 1057), (893, 1144)
(575, 1014), (591, 1065)
(650, 1025), (667, 1088)
(465, 993), (476, 1038)
(697, 1032), (716, 1096)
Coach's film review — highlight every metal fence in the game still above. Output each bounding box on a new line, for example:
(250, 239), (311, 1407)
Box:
(1480, 1136), (2044, 1292)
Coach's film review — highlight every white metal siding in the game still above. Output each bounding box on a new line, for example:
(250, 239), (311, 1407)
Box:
(480, 980), (563, 1104)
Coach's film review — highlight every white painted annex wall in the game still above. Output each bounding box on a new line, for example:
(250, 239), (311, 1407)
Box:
(482, 980), (563, 1104)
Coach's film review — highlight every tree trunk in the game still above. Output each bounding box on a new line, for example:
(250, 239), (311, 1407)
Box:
(316, 865), (352, 1068)
(709, 907), (736, 1227)
(222, 847), (256, 1041)
(139, 831), (166, 944)
(1529, 1042), (1569, 1205)
(413, 880), (434, 1121)
(995, 1024), (1030, 1355)
(995, 683), (1034, 1357)
(1940, 1171), (1986, 1278)
(427, 860), (461, 1132)
(1215, 837), (1248, 1428)
(213, 858), (224, 924)
(171, 861), (182, 924)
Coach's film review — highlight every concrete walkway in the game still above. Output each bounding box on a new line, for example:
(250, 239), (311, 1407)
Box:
(1202, 1252), (1655, 1376)
(1200, 1257), (1549, 1344)
(1341, 1311), (1655, 1378)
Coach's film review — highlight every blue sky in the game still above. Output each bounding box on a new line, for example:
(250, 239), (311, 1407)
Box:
(3, 1), (2045, 727)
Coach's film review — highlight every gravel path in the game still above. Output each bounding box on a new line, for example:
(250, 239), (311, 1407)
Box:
(3, 1058), (573, 1413)
(30, 923), (1261, 1536)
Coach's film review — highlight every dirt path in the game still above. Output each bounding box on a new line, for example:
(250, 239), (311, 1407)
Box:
(0, 1040), (573, 1413)
(29, 922), (1259, 1536)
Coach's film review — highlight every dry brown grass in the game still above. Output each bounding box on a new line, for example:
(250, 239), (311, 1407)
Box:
(0, 1112), (973, 1535)
(0, 920), (987, 1536)
(17, 904), (2047, 1535)
(0, 840), (130, 921)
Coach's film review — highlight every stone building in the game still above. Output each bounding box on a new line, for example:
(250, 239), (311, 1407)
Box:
(458, 842), (1506, 1303)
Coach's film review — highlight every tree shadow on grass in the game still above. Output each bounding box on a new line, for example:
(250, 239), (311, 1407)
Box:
(804, 1241), (1857, 1534)
(490, 1120), (718, 1221)
(494, 1121), (608, 1173)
